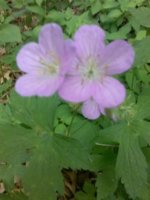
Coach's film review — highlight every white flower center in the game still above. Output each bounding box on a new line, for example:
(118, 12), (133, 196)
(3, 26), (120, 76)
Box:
(80, 56), (106, 81)
(41, 61), (59, 74)
(39, 52), (60, 76)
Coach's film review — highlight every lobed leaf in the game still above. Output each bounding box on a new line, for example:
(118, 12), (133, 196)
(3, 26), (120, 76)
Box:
(130, 7), (150, 28)
(116, 124), (149, 199)
(8, 91), (60, 132)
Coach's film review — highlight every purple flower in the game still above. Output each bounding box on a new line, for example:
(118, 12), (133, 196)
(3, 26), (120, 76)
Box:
(15, 23), (75, 96)
(58, 25), (135, 119)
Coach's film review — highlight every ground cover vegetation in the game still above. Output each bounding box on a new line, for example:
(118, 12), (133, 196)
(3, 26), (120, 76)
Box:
(0, 0), (150, 199)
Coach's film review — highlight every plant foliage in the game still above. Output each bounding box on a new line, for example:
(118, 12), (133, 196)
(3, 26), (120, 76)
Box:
(0, 0), (150, 199)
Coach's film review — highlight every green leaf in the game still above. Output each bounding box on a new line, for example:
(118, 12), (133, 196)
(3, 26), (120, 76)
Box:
(135, 30), (147, 41)
(52, 134), (90, 169)
(65, 7), (74, 20)
(107, 9), (122, 19)
(102, 0), (119, 9)
(4, 15), (15, 24)
(8, 91), (60, 132)
(96, 172), (117, 199)
(0, 125), (36, 185)
(130, 17), (140, 32)
(96, 117), (150, 198)
(91, 0), (102, 15)
(106, 31), (127, 40)
(35, 0), (44, 6)
(130, 7), (150, 28)
(137, 66), (150, 84)
(65, 11), (94, 35)
(23, 25), (41, 40)
(0, 0), (9, 9)
(46, 10), (65, 25)
(0, 123), (90, 199)
(134, 37), (150, 66)
(116, 125), (149, 199)
(75, 182), (96, 200)
(119, 0), (145, 11)
(12, 0), (27, 8)
(26, 6), (45, 16)
(23, 135), (64, 200)
(106, 23), (131, 40)
(135, 87), (150, 119)
(1, 45), (20, 66)
(0, 104), (13, 124)
(96, 122), (124, 145)
(69, 116), (99, 151)
(138, 121), (150, 146)
(0, 193), (28, 200)
(96, 153), (117, 199)
(23, 134), (90, 200)
(55, 123), (67, 134)
(55, 104), (73, 125)
(0, 24), (22, 43)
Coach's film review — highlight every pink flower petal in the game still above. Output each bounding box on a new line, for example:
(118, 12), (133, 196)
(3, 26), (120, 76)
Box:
(81, 99), (101, 120)
(58, 76), (92, 103)
(15, 74), (63, 97)
(61, 39), (77, 75)
(102, 40), (135, 75)
(93, 77), (126, 108)
(74, 25), (105, 59)
(16, 43), (44, 73)
(39, 23), (64, 58)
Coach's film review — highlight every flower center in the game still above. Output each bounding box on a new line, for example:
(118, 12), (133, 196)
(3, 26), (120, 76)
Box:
(43, 62), (59, 74)
(39, 53), (60, 76)
(80, 56), (105, 81)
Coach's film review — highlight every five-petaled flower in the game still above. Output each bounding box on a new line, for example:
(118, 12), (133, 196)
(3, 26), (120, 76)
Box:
(58, 25), (135, 119)
(15, 23), (75, 96)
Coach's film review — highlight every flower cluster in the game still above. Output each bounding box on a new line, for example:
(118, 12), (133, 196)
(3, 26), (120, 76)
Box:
(15, 23), (135, 120)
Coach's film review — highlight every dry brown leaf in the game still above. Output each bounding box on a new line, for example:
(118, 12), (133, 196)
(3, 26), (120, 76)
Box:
(12, 176), (22, 192)
(0, 48), (6, 57)
(0, 181), (5, 194)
